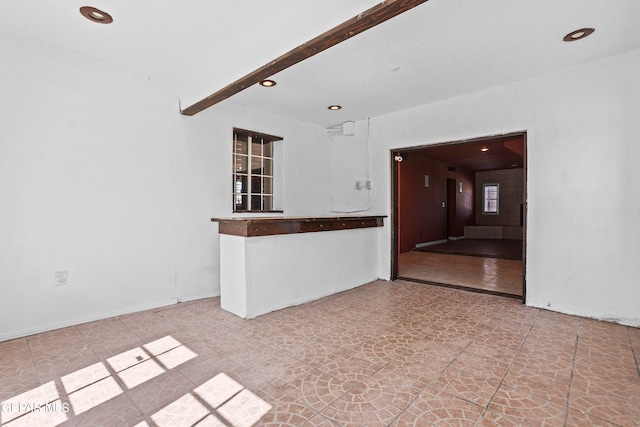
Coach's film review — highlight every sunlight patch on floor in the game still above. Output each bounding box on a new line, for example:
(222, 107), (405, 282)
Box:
(1, 335), (271, 427)
(140, 373), (272, 427)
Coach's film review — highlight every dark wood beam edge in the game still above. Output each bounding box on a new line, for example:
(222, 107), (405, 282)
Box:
(181, 0), (429, 116)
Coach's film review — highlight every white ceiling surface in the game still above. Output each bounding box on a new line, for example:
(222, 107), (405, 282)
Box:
(2, 0), (639, 127)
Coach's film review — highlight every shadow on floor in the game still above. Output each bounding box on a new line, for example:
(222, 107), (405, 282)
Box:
(413, 238), (523, 260)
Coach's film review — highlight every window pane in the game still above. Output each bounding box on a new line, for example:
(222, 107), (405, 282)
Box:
(234, 155), (248, 174)
(262, 195), (273, 211)
(233, 175), (247, 193)
(262, 140), (273, 158)
(263, 157), (272, 176)
(251, 156), (262, 174)
(483, 184), (499, 213)
(252, 139), (263, 157)
(250, 195), (262, 211)
(234, 134), (248, 155)
(251, 175), (262, 194)
(234, 194), (247, 211)
(262, 177), (272, 194)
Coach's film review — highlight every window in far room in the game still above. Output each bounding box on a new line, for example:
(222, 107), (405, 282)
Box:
(233, 129), (282, 212)
(482, 183), (499, 214)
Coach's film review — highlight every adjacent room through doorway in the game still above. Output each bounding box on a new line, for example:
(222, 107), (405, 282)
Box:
(391, 133), (526, 299)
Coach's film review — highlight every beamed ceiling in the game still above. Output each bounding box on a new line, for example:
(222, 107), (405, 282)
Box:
(2, 1), (639, 134)
(180, 0), (429, 116)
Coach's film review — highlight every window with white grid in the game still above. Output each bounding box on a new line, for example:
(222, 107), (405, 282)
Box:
(233, 129), (281, 212)
(482, 183), (499, 214)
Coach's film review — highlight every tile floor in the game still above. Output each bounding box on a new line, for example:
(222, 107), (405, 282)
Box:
(1, 280), (639, 426)
(399, 251), (524, 297)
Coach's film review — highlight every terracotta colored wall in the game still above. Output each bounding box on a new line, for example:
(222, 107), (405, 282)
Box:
(398, 152), (475, 252)
(454, 167), (475, 237)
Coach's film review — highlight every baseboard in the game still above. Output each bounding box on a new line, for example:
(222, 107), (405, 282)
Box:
(448, 236), (465, 240)
(179, 293), (220, 303)
(0, 293), (218, 343)
(415, 239), (448, 249)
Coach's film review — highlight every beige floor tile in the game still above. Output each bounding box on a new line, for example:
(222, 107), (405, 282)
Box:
(1, 280), (638, 426)
(489, 384), (567, 426)
(392, 387), (485, 426)
(320, 379), (405, 426)
(502, 366), (571, 406)
(398, 251), (523, 297)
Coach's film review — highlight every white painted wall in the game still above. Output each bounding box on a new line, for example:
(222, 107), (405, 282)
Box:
(329, 120), (373, 213)
(220, 228), (381, 318)
(0, 41), (335, 341)
(3, 33), (637, 341)
(219, 235), (247, 317)
(365, 48), (640, 327)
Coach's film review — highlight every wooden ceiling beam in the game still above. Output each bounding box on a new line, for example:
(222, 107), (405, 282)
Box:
(181, 0), (429, 116)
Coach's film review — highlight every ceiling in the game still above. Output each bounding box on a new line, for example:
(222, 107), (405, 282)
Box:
(2, 0), (639, 132)
(405, 134), (525, 172)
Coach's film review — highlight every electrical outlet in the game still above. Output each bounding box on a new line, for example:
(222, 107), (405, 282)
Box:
(55, 271), (67, 287)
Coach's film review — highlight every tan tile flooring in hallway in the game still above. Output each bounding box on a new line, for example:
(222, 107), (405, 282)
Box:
(399, 251), (524, 297)
(1, 280), (639, 426)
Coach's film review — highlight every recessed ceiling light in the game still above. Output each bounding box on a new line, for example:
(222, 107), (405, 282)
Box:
(259, 79), (276, 87)
(563, 27), (595, 42)
(481, 147), (489, 152)
(80, 6), (113, 24)
(328, 105), (342, 111)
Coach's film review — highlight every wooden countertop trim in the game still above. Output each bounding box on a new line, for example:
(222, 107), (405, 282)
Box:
(211, 216), (385, 237)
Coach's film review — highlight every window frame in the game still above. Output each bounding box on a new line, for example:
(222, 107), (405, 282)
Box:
(482, 183), (500, 215)
(232, 128), (282, 213)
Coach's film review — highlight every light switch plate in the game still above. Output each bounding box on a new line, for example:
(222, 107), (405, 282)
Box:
(55, 271), (67, 287)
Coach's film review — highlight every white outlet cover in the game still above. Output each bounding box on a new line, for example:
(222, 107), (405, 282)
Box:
(55, 271), (67, 286)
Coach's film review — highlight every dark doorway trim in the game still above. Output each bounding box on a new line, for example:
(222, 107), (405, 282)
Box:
(521, 132), (528, 302)
(401, 277), (522, 300)
(390, 150), (401, 280)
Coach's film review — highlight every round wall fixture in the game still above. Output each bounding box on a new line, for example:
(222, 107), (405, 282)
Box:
(563, 27), (595, 42)
(80, 6), (113, 24)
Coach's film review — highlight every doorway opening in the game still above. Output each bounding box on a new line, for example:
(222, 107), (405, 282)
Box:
(391, 132), (527, 301)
